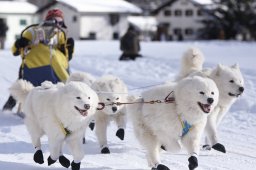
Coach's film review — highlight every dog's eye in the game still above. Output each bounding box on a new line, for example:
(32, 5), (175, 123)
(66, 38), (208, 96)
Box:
(106, 98), (110, 101)
(88, 97), (90, 100)
(76, 97), (81, 99)
(116, 97), (119, 100)
(230, 80), (234, 83)
(211, 92), (214, 95)
(199, 91), (205, 95)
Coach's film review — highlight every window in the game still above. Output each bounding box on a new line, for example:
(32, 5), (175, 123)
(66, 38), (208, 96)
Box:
(89, 32), (96, 40)
(73, 16), (77, 22)
(197, 10), (203, 16)
(109, 14), (119, 26)
(174, 10), (182, 16)
(113, 32), (119, 40)
(164, 10), (171, 16)
(173, 28), (182, 35)
(20, 19), (27, 26)
(185, 28), (193, 35)
(185, 10), (193, 16)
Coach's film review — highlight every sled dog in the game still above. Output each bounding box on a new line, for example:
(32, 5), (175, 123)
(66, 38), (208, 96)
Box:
(177, 48), (244, 153)
(128, 76), (219, 170)
(9, 80), (99, 170)
(92, 75), (128, 154)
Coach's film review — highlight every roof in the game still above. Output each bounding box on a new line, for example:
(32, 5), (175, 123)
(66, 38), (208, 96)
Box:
(57, 0), (142, 14)
(0, 1), (37, 14)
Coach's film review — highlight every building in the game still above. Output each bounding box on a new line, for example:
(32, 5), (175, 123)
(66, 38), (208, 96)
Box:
(151, 0), (209, 41)
(0, 1), (37, 43)
(38, 0), (142, 40)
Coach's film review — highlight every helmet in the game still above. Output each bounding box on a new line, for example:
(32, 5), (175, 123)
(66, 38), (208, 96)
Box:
(45, 9), (67, 28)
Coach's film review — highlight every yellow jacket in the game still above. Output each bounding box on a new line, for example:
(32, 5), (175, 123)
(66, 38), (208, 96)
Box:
(12, 26), (69, 82)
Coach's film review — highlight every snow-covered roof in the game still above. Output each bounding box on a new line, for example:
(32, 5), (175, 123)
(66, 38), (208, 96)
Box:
(192, 0), (212, 5)
(128, 16), (157, 32)
(0, 1), (37, 14)
(58, 0), (142, 14)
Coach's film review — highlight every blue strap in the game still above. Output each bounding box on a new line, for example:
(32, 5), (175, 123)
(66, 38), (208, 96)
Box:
(181, 120), (192, 137)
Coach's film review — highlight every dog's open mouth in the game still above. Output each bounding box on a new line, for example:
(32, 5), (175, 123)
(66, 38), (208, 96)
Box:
(74, 106), (88, 117)
(228, 92), (241, 97)
(198, 102), (211, 113)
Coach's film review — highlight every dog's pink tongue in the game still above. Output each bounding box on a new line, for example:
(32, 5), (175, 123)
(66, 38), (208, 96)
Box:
(204, 104), (211, 113)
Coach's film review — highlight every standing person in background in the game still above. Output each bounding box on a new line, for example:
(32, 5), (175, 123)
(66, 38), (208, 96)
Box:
(119, 25), (142, 61)
(0, 18), (8, 49)
(2, 9), (74, 112)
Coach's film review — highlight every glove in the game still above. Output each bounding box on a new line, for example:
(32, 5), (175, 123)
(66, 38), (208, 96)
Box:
(67, 37), (74, 60)
(15, 37), (30, 49)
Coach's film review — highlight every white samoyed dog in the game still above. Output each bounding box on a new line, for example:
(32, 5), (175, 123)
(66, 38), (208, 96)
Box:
(67, 71), (97, 136)
(92, 75), (128, 154)
(9, 80), (99, 170)
(128, 76), (219, 170)
(177, 47), (245, 153)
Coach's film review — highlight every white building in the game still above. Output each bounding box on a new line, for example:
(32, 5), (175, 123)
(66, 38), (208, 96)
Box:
(0, 1), (37, 43)
(151, 0), (209, 41)
(38, 0), (142, 40)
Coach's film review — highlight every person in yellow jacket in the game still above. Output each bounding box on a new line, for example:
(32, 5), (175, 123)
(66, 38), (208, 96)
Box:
(12, 8), (74, 86)
(2, 9), (74, 111)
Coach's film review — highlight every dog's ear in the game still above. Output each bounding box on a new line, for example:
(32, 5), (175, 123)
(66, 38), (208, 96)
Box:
(215, 64), (223, 76)
(231, 63), (239, 70)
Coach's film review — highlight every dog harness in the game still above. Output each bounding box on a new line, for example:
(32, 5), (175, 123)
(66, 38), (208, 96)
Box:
(177, 114), (193, 137)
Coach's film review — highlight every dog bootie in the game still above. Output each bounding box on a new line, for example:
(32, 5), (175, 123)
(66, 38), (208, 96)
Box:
(33, 149), (44, 164)
(47, 156), (57, 166)
(202, 144), (211, 150)
(151, 164), (170, 170)
(71, 161), (81, 170)
(59, 155), (70, 168)
(188, 156), (198, 170)
(89, 122), (95, 131)
(101, 146), (110, 154)
(212, 143), (226, 153)
(116, 128), (125, 140)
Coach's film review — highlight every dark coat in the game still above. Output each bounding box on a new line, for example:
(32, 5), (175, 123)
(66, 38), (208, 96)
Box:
(120, 30), (140, 55)
(0, 19), (8, 37)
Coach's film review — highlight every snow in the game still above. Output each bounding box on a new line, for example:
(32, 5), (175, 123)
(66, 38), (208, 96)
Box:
(58, 0), (142, 14)
(0, 40), (256, 170)
(0, 1), (37, 14)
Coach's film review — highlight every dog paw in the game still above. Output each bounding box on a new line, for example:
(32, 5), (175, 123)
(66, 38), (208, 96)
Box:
(212, 143), (226, 153)
(151, 164), (170, 170)
(101, 147), (110, 154)
(83, 137), (86, 144)
(116, 128), (125, 140)
(33, 149), (44, 164)
(47, 156), (57, 166)
(71, 161), (81, 170)
(202, 144), (211, 151)
(89, 122), (95, 131)
(188, 156), (198, 170)
(59, 155), (70, 168)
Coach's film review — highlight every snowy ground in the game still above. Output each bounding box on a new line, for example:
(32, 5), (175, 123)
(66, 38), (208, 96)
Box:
(0, 40), (256, 170)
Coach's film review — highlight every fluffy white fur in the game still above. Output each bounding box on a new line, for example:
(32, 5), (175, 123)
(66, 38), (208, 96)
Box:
(177, 48), (245, 152)
(176, 47), (205, 81)
(128, 76), (219, 169)
(67, 72), (96, 86)
(92, 75), (128, 153)
(9, 80), (99, 165)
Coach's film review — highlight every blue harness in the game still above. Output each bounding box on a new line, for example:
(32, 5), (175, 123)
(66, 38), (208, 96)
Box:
(178, 114), (193, 137)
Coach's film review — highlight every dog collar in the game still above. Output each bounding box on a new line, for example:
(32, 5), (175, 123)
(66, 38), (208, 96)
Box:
(178, 114), (193, 137)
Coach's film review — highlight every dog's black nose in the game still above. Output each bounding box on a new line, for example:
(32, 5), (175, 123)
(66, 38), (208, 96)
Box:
(239, 87), (244, 93)
(207, 98), (214, 104)
(84, 104), (90, 110)
(112, 106), (117, 112)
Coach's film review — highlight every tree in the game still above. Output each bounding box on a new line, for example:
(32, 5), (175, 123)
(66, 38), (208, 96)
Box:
(198, 0), (256, 40)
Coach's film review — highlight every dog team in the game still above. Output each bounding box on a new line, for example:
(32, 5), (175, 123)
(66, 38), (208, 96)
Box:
(9, 47), (244, 170)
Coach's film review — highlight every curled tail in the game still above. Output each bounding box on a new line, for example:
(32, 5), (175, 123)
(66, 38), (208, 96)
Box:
(9, 79), (34, 104)
(176, 47), (205, 81)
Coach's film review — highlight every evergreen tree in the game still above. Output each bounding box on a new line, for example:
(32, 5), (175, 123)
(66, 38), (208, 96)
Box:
(198, 0), (256, 40)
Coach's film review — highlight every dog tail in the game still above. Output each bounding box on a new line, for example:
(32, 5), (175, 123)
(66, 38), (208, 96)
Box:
(9, 79), (34, 104)
(67, 72), (95, 86)
(176, 47), (205, 81)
